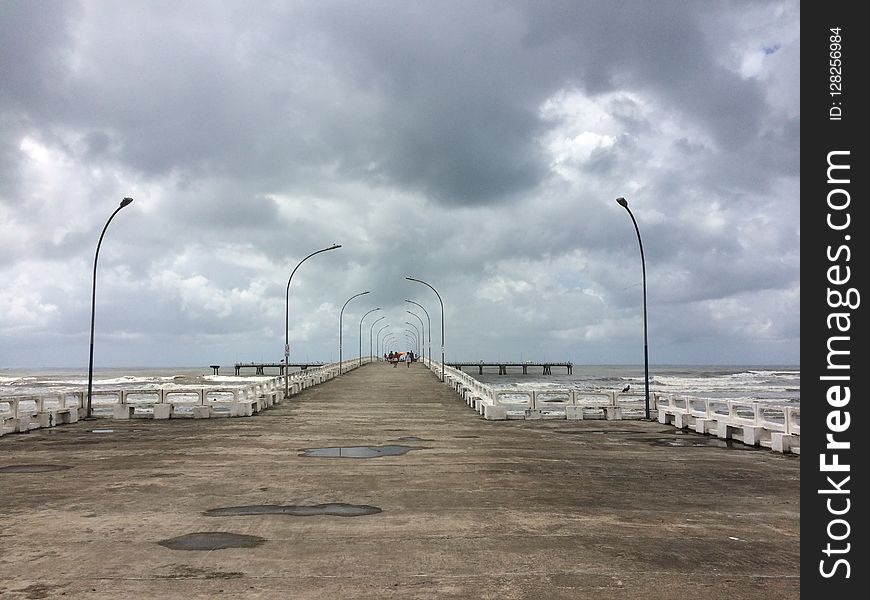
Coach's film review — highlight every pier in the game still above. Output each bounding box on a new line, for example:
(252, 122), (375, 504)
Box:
(450, 361), (573, 375)
(233, 361), (324, 375)
(0, 362), (800, 598)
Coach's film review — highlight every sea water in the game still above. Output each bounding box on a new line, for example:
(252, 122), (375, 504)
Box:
(452, 364), (799, 405)
(1, 364), (799, 405)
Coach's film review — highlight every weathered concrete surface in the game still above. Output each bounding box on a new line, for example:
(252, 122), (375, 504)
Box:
(0, 363), (800, 599)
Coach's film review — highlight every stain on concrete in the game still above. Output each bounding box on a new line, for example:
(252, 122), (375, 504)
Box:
(0, 464), (73, 473)
(157, 532), (265, 551)
(645, 437), (762, 450)
(299, 445), (415, 458)
(204, 503), (382, 517)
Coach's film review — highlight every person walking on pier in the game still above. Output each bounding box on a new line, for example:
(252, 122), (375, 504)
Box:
(405, 351), (412, 367)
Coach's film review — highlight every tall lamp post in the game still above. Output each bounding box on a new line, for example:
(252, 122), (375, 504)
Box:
(376, 324), (390, 359)
(403, 332), (416, 354)
(340, 291), (369, 373)
(86, 197), (134, 419)
(406, 277), (445, 381)
(406, 310), (425, 363)
(406, 300), (431, 367)
(369, 315), (385, 362)
(383, 333), (397, 355)
(405, 321), (421, 357)
(285, 244), (341, 397)
(616, 197), (650, 419)
(359, 308), (380, 367)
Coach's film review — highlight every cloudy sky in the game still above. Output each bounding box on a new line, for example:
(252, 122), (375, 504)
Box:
(0, 0), (799, 369)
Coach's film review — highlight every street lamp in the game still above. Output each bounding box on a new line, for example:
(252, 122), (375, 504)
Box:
(406, 300), (431, 367)
(403, 332), (416, 354)
(359, 308), (380, 367)
(616, 197), (650, 419)
(384, 330), (397, 348)
(376, 324), (390, 359)
(369, 315), (385, 362)
(405, 321), (420, 357)
(406, 277), (445, 381)
(85, 197), (133, 419)
(406, 310), (425, 363)
(340, 291), (369, 373)
(285, 244), (341, 397)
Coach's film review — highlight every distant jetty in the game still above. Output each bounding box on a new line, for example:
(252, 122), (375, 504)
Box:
(448, 361), (573, 375)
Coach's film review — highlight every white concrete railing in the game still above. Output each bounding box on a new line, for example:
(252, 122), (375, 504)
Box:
(1, 393), (82, 434)
(655, 394), (800, 454)
(431, 361), (649, 420)
(429, 361), (799, 455)
(0, 359), (371, 436)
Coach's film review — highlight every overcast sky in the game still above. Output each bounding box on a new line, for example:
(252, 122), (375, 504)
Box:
(0, 0), (799, 369)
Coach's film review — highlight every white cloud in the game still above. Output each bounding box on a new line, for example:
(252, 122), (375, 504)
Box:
(0, 0), (801, 367)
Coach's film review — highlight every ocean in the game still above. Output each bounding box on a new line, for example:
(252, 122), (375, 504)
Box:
(1, 363), (799, 405)
(464, 364), (800, 404)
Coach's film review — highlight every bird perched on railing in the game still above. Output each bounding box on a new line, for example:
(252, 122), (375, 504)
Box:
(622, 384), (631, 393)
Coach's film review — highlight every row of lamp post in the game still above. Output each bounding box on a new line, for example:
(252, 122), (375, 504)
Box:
(369, 315), (385, 361)
(405, 300), (431, 366)
(339, 291), (369, 373)
(87, 196), (648, 418)
(284, 244), (342, 397)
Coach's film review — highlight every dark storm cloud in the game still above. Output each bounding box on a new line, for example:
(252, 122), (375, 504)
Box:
(0, 0), (800, 367)
(3, 0), (779, 206)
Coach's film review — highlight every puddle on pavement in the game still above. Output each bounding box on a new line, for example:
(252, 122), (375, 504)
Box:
(550, 429), (641, 435)
(204, 503), (382, 517)
(646, 437), (762, 450)
(0, 464), (73, 473)
(299, 445), (415, 458)
(158, 532), (265, 551)
(88, 429), (147, 434)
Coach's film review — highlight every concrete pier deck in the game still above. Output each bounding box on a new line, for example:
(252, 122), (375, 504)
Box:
(0, 362), (800, 599)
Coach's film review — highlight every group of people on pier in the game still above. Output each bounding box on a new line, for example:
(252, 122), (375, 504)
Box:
(385, 351), (415, 367)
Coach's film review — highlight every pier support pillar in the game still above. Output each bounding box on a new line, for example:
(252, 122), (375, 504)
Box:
(566, 406), (584, 420)
(154, 404), (174, 419)
(741, 426), (766, 447)
(192, 406), (212, 419)
(483, 405), (507, 420)
(693, 419), (715, 435)
(113, 405), (135, 420)
(605, 407), (623, 420)
(772, 432), (799, 454)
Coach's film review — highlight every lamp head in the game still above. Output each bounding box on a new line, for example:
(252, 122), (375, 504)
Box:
(120, 197), (133, 208)
(328, 243), (341, 250)
(615, 197), (628, 208)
